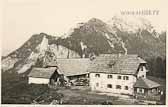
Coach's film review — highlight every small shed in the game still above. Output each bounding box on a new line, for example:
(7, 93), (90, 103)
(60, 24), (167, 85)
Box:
(28, 67), (58, 84)
(134, 77), (161, 96)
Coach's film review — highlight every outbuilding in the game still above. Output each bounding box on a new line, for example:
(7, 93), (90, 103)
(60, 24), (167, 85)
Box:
(134, 77), (161, 100)
(28, 67), (58, 84)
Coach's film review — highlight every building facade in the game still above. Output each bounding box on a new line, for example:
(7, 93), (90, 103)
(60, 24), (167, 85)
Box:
(89, 54), (160, 96)
(28, 77), (50, 84)
(90, 73), (137, 95)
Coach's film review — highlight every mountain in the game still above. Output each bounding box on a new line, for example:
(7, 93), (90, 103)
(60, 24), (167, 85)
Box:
(55, 17), (165, 58)
(55, 18), (128, 56)
(2, 17), (166, 75)
(108, 16), (155, 33)
(107, 16), (166, 59)
(2, 33), (80, 73)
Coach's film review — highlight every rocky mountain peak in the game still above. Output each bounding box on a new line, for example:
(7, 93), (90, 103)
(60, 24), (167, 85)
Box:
(108, 16), (154, 33)
(87, 18), (106, 26)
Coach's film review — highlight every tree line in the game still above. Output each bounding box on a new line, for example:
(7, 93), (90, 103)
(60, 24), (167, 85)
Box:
(146, 56), (166, 79)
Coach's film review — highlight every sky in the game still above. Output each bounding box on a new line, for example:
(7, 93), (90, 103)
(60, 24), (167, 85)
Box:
(2, 0), (168, 56)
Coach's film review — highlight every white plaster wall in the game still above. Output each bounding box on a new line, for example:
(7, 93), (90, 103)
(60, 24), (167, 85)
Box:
(90, 73), (137, 95)
(28, 77), (50, 84)
(137, 66), (147, 78)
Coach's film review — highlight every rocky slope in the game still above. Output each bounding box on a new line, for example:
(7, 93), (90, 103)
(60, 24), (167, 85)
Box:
(2, 33), (80, 73)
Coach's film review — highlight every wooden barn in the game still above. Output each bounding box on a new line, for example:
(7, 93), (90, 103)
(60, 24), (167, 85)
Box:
(47, 58), (91, 85)
(28, 58), (91, 85)
(28, 67), (58, 84)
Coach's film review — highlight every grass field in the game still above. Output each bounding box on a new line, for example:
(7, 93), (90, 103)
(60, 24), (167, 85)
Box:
(56, 86), (137, 105)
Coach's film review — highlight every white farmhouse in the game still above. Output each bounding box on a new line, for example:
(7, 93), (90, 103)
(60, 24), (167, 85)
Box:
(88, 54), (160, 97)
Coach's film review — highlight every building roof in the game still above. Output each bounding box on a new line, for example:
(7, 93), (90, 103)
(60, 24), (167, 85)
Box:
(88, 54), (146, 75)
(134, 77), (160, 89)
(147, 76), (166, 91)
(28, 67), (56, 79)
(47, 58), (91, 76)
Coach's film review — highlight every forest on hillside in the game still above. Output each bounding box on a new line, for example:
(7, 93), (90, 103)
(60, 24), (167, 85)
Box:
(146, 56), (166, 79)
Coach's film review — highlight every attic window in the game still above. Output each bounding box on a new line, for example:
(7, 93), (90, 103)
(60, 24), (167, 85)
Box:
(140, 66), (144, 71)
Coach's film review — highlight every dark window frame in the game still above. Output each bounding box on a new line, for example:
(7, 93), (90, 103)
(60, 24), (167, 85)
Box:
(116, 85), (121, 89)
(138, 88), (143, 93)
(117, 75), (122, 79)
(107, 84), (112, 88)
(107, 74), (113, 79)
(123, 76), (129, 80)
(95, 74), (100, 78)
(125, 86), (128, 90)
(140, 66), (144, 71)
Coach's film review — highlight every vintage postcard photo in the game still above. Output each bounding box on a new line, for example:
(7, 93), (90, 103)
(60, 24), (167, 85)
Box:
(1, 0), (167, 105)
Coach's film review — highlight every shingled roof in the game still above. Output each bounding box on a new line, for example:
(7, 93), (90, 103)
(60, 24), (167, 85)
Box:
(28, 67), (56, 79)
(48, 58), (91, 76)
(134, 77), (160, 89)
(88, 54), (146, 75)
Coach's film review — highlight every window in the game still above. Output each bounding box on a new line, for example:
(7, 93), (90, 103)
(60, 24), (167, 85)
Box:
(123, 76), (129, 80)
(116, 85), (121, 89)
(152, 88), (156, 93)
(139, 88), (142, 92)
(95, 74), (100, 78)
(107, 84), (112, 88)
(140, 66), (144, 71)
(107, 75), (113, 79)
(125, 86), (128, 90)
(117, 75), (122, 79)
(126, 76), (129, 80)
(138, 88), (144, 93)
(96, 83), (99, 87)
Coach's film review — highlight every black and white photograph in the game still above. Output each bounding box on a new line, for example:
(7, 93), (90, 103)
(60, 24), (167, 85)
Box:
(1, 0), (167, 105)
